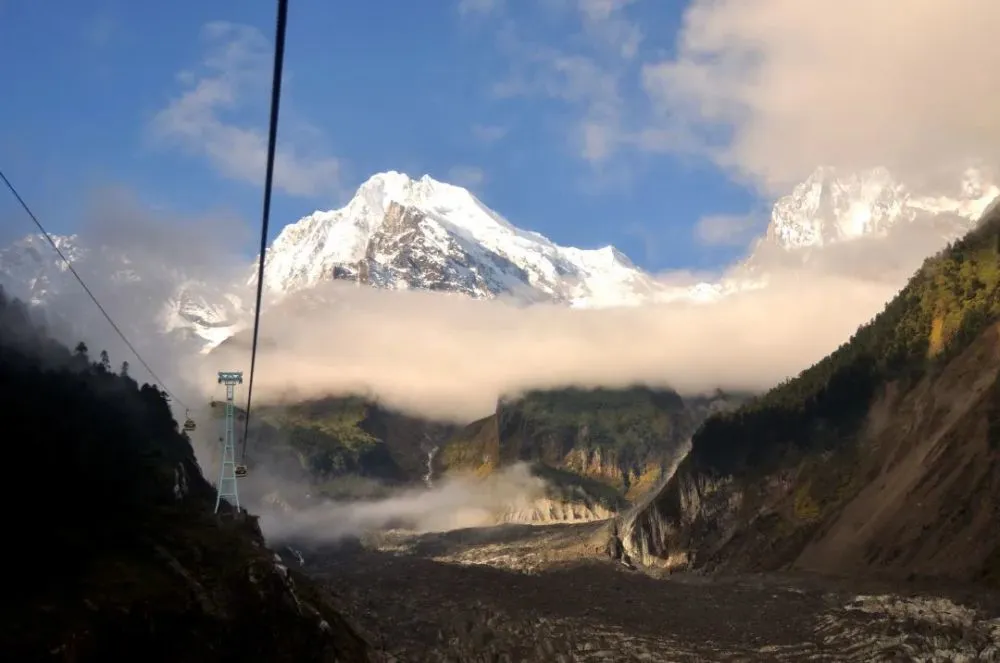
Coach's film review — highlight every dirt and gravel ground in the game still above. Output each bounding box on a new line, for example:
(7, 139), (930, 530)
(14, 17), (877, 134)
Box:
(287, 522), (1000, 662)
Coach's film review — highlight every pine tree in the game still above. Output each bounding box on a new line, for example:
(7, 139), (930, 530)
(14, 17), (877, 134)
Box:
(120, 360), (130, 377)
(72, 341), (90, 370)
(99, 350), (111, 373)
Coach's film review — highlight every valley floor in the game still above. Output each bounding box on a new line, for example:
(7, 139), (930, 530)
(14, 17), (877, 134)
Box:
(296, 522), (1000, 662)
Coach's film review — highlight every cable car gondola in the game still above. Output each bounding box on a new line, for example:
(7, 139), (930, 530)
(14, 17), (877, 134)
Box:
(182, 409), (196, 432)
(235, 464), (248, 478)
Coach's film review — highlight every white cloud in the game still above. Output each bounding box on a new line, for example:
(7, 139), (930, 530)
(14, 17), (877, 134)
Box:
(458, 0), (504, 18)
(477, 0), (1000, 199)
(576, 0), (643, 60)
(447, 165), (486, 188)
(150, 21), (342, 198)
(203, 271), (900, 422)
(641, 0), (1000, 196)
(694, 213), (763, 247)
(486, 1), (643, 165)
(492, 43), (627, 164)
(471, 123), (508, 144)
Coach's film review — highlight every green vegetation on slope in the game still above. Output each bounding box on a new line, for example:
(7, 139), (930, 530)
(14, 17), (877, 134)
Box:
(693, 206), (1000, 477)
(255, 397), (402, 481)
(0, 287), (371, 662)
(441, 386), (719, 503)
(207, 378), (736, 506)
(206, 394), (459, 500)
(510, 387), (686, 464)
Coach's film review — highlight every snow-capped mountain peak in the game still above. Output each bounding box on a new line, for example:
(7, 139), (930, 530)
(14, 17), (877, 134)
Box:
(767, 167), (909, 249)
(254, 171), (657, 307)
(763, 166), (999, 252)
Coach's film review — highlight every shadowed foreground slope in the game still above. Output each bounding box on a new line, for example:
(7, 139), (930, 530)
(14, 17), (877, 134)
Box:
(0, 287), (373, 662)
(618, 202), (1000, 585)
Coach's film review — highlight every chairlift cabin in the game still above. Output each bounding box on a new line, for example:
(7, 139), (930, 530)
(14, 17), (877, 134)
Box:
(181, 409), (197, 432)
(235, 464), (248, 478)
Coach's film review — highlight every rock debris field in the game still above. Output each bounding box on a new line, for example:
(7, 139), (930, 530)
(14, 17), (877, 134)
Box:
(288, 522), (1000, 662)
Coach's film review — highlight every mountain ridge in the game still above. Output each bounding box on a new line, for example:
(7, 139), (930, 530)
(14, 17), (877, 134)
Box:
(0, 167), (995, 359)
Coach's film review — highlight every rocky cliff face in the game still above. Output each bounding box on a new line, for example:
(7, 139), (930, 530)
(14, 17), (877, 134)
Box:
(612, 208), (1000, 585)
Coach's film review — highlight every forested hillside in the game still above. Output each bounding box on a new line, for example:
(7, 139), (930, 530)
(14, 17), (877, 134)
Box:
(0, 287), (373, 662)
(618, 203), (1000, 585)
(694, 203), (1000, 475)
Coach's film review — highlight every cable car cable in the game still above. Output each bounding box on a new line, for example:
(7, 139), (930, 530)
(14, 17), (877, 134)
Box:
(0, 168), (188, 411)
(239, 0), (289, 465)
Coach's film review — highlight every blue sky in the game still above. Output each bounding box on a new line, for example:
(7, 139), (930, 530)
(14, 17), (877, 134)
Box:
(0, 0), (773, 273)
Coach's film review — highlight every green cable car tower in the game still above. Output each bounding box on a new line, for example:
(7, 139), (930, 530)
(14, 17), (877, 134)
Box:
(215, 370), (244, 513)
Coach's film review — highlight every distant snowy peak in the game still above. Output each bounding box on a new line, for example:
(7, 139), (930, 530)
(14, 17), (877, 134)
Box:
(255, 171), (659, 308)
(0, 233), (246, 354)
(0, 234), (86, 305)
(763, 166), (999, 251)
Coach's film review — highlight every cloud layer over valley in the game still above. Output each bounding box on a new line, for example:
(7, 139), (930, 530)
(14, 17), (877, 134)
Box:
(201, 269), (900, 421)
(2, 189), (946, 425)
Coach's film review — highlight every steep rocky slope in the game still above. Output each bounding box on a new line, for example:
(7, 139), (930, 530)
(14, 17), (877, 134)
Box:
(0, 288), (373, 662)
(615, 205), (1000, 586)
